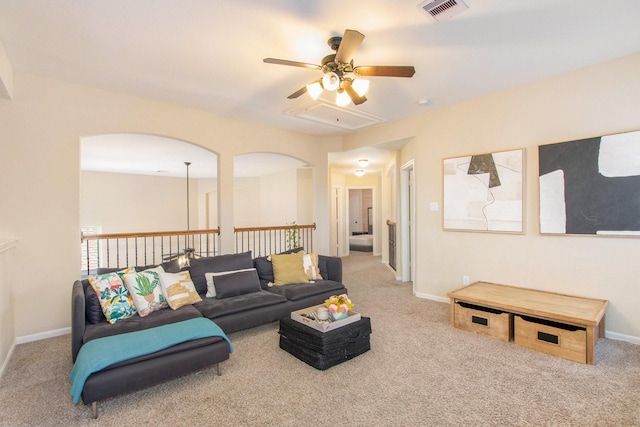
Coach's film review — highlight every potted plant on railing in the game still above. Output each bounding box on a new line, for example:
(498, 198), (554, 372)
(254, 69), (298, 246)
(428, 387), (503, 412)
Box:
(286, 221), (302, 249)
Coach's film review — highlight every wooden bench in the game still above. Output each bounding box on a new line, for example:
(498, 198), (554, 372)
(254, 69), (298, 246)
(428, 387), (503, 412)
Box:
(448, 281), (608, 364)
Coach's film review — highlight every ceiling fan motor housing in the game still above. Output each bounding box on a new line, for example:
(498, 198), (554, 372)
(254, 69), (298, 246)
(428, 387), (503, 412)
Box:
(327, 36), (342, 51)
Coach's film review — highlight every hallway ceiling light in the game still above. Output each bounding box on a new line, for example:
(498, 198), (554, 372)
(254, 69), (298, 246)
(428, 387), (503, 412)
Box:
(358, 159), (369, 167)
(355, 169), (365, 177)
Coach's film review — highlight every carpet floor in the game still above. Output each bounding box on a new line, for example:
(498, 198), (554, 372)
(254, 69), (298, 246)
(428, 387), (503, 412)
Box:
(1, 252), (639, 426)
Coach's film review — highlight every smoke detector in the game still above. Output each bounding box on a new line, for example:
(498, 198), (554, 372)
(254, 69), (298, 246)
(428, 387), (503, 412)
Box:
(418, 0), (469, 22)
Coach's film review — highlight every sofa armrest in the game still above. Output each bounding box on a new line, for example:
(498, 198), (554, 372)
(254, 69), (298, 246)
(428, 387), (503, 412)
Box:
(318, 255), (342, 283)
(71, 280), (86, 363)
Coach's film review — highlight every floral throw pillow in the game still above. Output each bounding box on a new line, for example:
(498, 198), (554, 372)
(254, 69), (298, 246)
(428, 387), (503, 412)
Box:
(123, 270), (167, 317)
(88, 271), (138, 324)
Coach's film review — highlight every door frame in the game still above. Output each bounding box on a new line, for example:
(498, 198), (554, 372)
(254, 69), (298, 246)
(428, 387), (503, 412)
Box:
(330, 186), (342, 257)
(400, 160), (415, 287)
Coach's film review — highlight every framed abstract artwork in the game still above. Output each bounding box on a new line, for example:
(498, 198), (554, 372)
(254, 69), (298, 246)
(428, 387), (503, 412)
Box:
(539, 130), (640, 236)
(443, 148), (525, 233)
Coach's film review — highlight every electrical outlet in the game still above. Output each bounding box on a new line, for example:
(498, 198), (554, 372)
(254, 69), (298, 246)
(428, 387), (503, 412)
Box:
(463, 275), (470, 285)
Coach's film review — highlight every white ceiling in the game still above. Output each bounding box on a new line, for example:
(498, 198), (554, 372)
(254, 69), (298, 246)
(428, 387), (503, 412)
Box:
(3, 0), (640, 175)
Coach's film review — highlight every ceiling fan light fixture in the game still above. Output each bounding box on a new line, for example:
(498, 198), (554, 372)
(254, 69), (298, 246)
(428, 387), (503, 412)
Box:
(322, 72), (340, 91)
(352, 79), (370, 96)
(336, 89), (351, 107)
(343, 80), (367, 105)
(306, 81), (323, 100)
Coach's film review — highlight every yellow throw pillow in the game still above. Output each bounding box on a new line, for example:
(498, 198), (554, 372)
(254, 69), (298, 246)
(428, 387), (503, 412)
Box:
(271, 251), (309, 286)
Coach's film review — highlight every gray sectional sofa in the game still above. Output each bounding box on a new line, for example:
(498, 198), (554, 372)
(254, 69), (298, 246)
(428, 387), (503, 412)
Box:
(71, 250), (346, 417)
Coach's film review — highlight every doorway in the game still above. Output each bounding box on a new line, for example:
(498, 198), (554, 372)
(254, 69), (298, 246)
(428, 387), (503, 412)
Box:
(347, 187), (374, 254)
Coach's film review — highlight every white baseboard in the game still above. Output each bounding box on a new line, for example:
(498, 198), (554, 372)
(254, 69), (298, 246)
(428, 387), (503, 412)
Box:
(0, 340), (17, 379)
(605, 331), (640, 345)
(16, 327), (70, 344)
(415, 292), (450, 304)
(414, 293), (640, 344)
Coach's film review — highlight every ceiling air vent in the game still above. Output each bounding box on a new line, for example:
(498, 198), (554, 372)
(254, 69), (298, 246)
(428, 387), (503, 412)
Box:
(418, 0), (469, 22)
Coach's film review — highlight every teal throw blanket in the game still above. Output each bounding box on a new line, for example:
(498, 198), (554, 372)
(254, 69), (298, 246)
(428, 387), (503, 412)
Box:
(69, 317), (233, 403)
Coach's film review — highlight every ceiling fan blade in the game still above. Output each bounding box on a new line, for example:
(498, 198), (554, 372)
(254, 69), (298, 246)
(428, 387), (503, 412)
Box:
(343, 80), (367, 105)
(335, 29), (365, 63)
(263, 58), (321, 70)
(354, 65), (416, 78)
(287, 86), (308, 99)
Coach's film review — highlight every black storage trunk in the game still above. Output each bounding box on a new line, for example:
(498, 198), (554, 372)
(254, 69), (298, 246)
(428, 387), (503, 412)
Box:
(278, 316), (371, 370)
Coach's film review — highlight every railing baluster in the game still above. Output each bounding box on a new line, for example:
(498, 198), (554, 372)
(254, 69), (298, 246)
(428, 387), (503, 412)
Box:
(233, 224), (316, 257)
(81, 229), (220, 276)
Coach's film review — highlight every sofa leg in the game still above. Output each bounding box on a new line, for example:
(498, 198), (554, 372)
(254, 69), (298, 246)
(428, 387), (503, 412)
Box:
(216, 363), (221, 376)
(91, 401), (98, 419)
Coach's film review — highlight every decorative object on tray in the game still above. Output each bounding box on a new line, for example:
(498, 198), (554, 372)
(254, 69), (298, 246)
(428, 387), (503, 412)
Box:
(316, 306), (329, 320)
(324, 294), (354, 320)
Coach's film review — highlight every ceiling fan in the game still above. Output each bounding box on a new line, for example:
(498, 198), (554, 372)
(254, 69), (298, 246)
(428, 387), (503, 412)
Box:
(264, 29), (416, 107)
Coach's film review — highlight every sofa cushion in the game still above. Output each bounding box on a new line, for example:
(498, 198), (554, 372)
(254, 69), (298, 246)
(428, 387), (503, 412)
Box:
(159, 271), (202, 309)
(254, 257), (275, 284)
(122, 269), (168, 317)
(84, 285), (105, 324)
(266, 280), (346, 301)
(134, 259), (184, 274)
(318, 260), (329, 281)
(271, 251), (309, 285)
(189, 251), (253, 294)
(82, 304), (203, 343)
(209, 268), (262, 299)
(193, 290), (286, 319)
(89, 270), (138, 324)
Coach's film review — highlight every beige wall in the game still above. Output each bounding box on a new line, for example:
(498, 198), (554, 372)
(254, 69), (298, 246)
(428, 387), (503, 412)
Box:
(344, 53), (640, 340)
(81, 171), (198, 233)
(0, 240), (17, 376)
(0, 71), (340, 339)
(234, 169), (311, 228)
